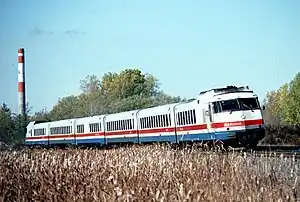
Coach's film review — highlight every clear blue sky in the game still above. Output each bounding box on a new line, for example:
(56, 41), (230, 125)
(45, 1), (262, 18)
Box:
(0, 0), (299, 114)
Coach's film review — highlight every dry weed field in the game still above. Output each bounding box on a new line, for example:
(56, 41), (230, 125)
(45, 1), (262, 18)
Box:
(0, 144), (299, 201)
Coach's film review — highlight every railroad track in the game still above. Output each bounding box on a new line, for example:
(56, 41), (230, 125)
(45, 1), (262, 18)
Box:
(249, 150), (300, 159)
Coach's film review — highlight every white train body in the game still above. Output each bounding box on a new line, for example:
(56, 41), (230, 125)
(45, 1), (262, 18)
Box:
(25, 86), (265, 148)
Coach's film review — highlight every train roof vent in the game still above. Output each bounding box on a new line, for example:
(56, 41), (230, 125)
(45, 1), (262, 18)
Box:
(199, 85), (252, 95)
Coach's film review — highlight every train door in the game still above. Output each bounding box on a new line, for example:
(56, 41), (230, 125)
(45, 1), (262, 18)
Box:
(204, 103), (215, 138)
(72, 120), (77, 145)
(103, 115), (108, 145)
(47, 123), (50, 146)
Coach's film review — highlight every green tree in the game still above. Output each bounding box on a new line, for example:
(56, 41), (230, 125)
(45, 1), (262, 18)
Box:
(284, 72), (300, 125)
(31, 108), (52, 122)
(79, 74), (101, 93)
(50, 95), (80, 120)
(0, 103), (14, 144)
(263, 83), (290, 125)
(38, 68), (184, 121)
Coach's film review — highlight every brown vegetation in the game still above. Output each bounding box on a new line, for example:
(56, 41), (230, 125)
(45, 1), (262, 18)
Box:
(0, 145), (299, 201)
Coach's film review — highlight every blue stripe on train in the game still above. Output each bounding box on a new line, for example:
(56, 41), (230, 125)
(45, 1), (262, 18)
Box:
(25, 131), (236, 146)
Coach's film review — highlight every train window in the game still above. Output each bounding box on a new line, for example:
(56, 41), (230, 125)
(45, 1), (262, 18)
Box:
(76, 125), (84, 133)
(220, 99), (239, 112)
(238, 98), (260, 110)
(158, 115), (161, 127)
(89, 123), (100, 132)
(143, 118), (145, 129)
(166, 114), (169, 126)
(34, 128), (45, 136)
(212, 102), (221, 113)
(153, 116), (155, 128)
(176, 110), (196, 126)
(192, 109), (196, 124)
(152, 116), (154, 128)
(140, 118), (143, 129)
(179, 113), (181, 125)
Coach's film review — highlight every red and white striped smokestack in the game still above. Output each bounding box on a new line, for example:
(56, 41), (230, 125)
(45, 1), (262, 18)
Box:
(18, 48), (26, 116)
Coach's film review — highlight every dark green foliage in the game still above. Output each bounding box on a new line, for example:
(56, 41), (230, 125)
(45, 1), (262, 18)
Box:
(0, 104), (29, 149)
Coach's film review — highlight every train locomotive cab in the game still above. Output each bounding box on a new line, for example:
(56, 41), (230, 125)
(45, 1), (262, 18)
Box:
(198, 86), (265, 149)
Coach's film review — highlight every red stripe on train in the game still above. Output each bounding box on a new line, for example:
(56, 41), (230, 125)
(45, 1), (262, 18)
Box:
(212, 119), (263, 128)
(26, 119), (263, 140)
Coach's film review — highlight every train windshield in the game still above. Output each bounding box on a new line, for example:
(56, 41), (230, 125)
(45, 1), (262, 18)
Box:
(212, 97), (260, 113)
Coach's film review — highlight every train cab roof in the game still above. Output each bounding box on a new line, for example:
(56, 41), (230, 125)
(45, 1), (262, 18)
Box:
(197, 85), (256, 103)
(199, 85), (253, 95)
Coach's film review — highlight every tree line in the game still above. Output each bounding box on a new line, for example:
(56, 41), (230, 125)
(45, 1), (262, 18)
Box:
(261, 72), (300, 145)
(1, 69), (299, 149)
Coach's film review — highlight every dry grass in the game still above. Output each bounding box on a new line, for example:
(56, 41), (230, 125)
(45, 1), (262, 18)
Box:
(0, 144), (299, 202)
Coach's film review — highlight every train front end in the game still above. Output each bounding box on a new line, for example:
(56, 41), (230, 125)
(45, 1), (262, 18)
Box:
(209, 86), (265, 149)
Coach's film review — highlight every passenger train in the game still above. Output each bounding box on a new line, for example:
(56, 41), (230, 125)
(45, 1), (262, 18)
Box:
(25, 86), (265, 149)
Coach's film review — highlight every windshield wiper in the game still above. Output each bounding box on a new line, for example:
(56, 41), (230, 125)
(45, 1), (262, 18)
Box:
(241, 102), (254, 112)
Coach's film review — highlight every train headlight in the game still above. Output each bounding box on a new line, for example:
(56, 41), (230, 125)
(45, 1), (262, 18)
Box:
(241, 115), (246, 119)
